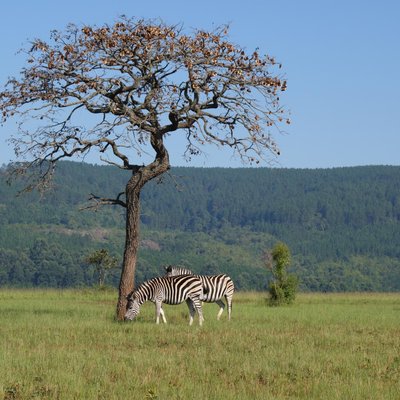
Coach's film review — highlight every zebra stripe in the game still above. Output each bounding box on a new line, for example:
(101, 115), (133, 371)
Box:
(164, 266), (234, 321)
(124, 275), (204, 325)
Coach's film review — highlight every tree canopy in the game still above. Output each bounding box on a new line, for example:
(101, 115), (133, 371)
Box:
(1, 17), (288, 189)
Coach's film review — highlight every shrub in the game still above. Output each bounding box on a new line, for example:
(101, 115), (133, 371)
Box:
(266, 242), (298, 306)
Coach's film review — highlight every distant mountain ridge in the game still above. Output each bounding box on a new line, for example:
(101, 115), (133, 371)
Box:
(0, 162), (399, 291)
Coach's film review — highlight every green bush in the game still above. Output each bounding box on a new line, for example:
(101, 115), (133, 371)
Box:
(267, 242), (299, 306)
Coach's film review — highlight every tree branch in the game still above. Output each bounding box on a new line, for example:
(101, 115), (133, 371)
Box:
(82, 192), (127, 210)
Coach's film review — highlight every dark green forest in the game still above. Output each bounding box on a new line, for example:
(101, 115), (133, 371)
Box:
(0, 161), (399, 291)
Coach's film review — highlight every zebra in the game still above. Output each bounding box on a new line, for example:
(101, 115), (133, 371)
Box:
(164, 265), (234, 321)
(124, 275), (205, 326)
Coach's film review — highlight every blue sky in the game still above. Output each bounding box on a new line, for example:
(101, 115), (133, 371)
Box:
(0, 0), (399, 168)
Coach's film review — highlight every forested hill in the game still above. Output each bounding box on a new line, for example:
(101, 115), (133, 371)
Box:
(1, 162), (399, 291)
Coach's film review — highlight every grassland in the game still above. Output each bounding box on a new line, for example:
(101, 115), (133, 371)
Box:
(0, 289), (399, 399)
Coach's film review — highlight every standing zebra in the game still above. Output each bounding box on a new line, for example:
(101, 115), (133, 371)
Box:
(124, 275), (205, 325)
(164, 265), (234, 321)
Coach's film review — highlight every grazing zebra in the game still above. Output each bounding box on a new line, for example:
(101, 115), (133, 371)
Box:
(164, 265), (234, 321)
(124, 275), (205, 326)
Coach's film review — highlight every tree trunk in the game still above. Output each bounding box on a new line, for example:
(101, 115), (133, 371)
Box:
(116, 173), (143, 320)
(99, 269), (105, 287)
(116, 133), (170, 320)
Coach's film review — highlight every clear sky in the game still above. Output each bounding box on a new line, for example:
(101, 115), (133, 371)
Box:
(0, 0), (399, 169)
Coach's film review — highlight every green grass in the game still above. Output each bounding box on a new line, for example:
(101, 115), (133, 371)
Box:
(1, 290), (399, 399)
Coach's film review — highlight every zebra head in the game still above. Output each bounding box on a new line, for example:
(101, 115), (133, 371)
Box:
(164, 265), (173, 276)
(124, 292), (140, 321)
(164, 265), (193, 277)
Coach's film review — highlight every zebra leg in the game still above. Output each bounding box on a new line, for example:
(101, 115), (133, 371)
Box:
(189, 296), (204, 326)
(215, 299), (226, 320)
(226, 294), (233, 321)
(186, 299), (196, 326)
(160, 307), (167, 324)
(155, 301), (165, 324)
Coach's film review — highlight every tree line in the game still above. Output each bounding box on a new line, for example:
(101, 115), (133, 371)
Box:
(0, 161), (399, 291)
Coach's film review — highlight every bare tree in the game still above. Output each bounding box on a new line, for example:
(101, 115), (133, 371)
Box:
(0, 17), (289, 319)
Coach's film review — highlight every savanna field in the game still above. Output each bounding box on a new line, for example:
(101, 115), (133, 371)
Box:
(1, 290), (399, 400)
